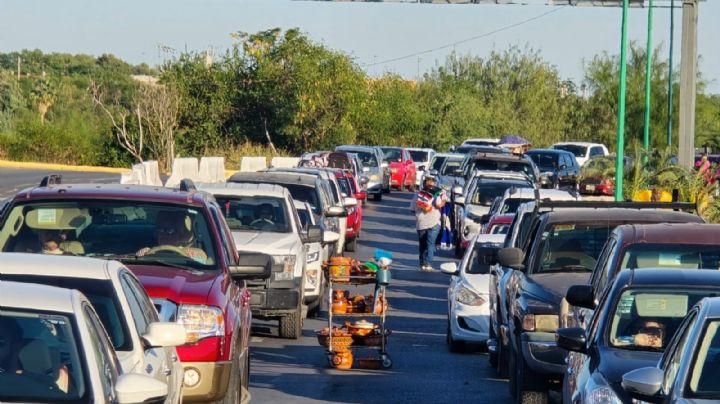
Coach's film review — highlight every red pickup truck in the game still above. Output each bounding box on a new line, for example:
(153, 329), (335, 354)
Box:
(0, 177), (269, 403)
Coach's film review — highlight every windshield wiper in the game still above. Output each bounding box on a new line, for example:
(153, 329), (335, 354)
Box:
(542, 265), (591, 273)
(108, 256), (204, 273)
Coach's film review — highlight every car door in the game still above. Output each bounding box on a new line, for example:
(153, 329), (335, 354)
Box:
(81, 303), (119, 404)
(118, 272), (177, 400)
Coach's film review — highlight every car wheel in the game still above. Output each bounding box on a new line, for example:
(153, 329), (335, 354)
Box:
(279, 308), (302, 339)
(345, 237), (357, 252)
(446, 322), (465, 353)
(514, 343), (548, 404)
(373, 192), (382, 202)
(400, 176), (406, 192)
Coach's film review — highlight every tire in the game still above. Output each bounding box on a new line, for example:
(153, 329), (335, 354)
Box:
(279, 309), (302, 339)
(488, 327), (499, 368)
(345, 237), (357, 252)
(514, 341), (548, 404)
(447, 322), (465, 353)
(400, 176), (406, 192)
(373, 193), (382, 202)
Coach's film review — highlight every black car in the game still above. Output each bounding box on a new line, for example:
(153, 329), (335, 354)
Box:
(494, 202), (707, 403)
(525, 149), (580, 189)
(557, 269), (720, 404)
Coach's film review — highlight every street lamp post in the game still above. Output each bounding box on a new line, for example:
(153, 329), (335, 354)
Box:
(615, 0), (630, 201)
(643, 0), (654, 157)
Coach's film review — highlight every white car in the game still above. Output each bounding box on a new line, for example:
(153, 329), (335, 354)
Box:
(486, 187), (581, 219)
(0, 280), (172, 403)
(551, 142), (609, 167)
(0, 253), (186, 404)
(441, 233), (505, 352)
(406, 147), (435, 187)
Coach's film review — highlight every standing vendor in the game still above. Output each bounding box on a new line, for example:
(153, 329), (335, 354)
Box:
(410, 175), (447, 272)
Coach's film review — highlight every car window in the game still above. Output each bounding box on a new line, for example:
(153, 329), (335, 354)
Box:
(500, 198), (533, 214)
(590, 147), (604, 157)
(409, 150), (429, 163)
(0, 309), (87, 401)
(688, 320), (720, 397)
(553, 144), (587, 158)
(337, 177), (351, 197)
(0, 201), (218, 269)
(608, 289), (720, 351)
(662, 310), (698, 394)
(215, 196), (291, 233)
(208, 203), (235, 266)
(471, 182), (528, 207)
(534, 222), (613, 273)
(382, 148), (402, 163)
(83, 304), (118, 402)
(124, 272), (160, 323)
(441, 160), (462, 176)
(592, 238), (618, 301)
(620, 244), (720, 271)
(470, 160), (536, 182)
(431, 156), (447, 171)
(467, 245), (501, 274)
(120, 276), (149, 336)
(528, 154), (556, 170)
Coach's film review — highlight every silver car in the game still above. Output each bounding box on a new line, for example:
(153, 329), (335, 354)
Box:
(336, 145), (389, 201)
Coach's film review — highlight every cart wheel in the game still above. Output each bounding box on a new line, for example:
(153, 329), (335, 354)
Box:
(381, 355), (393, 369)
(327, 354), (334, 366)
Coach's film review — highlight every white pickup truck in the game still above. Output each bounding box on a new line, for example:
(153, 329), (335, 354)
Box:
(198, 182), (323, 339)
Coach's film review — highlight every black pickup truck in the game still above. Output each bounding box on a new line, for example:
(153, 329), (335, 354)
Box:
(495, 201), (701, 404)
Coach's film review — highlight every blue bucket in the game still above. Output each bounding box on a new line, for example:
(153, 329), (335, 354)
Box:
(374, 249), (393, 261)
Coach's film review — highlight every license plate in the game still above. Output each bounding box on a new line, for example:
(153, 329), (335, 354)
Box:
(585, 184), (595, 192)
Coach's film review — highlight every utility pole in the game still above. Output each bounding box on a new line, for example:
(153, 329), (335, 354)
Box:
(17, 56), (20, 80)
(667, 0), (675, 146)
(417, 57), (421, 81)
(678, 0), (698, 168)
(642, 0), (653, 157)
(615, 0), (630, 202)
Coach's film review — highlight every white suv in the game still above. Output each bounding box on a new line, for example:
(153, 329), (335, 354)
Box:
(551, 142), (609, 167)
(198, 182), (323, 339)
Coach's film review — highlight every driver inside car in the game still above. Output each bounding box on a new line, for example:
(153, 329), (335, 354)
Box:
(250, 203), (275, 228)
(137, 210), (207, 263)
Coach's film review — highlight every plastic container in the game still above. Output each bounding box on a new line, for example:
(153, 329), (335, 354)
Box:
(376, 268), (391, 285)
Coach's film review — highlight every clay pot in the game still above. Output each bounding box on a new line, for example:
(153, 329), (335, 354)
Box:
(333, 290), (345, 300)
(331, 351), (353, 370)
(332, 299), (347, 314)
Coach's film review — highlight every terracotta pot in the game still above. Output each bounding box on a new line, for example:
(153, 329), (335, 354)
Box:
(333, 290), (345, 300)
(331, 351), (353, 370)
(332, 299), (347, 314)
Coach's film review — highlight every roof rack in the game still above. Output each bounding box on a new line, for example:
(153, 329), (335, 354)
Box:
(179, 179), (197, 192)
(39, 175), (62, 187)
(536, 200), (697, 212)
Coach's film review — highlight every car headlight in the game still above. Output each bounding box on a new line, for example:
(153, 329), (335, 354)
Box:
(177, 305), (225, 343)
(587, 386), (622, 404)
(463, 223), (479, 238)
(307, 251), (320, 263)
(522, 314), (559, 332)
(273, 255), (296, 281)
(456, 284), (486, 306)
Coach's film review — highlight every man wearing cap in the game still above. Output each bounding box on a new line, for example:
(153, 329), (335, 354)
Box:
(410, 175), (447, 272)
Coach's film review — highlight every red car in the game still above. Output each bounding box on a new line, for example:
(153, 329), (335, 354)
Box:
(334, 170), (365, 252)
(483, 213), (514, 235)
(380, 146), (417, 191)
(0, 177), (269, 403)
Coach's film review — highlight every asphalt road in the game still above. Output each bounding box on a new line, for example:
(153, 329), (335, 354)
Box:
(0, 168), (514, 404)
(248, 191), (513, 404)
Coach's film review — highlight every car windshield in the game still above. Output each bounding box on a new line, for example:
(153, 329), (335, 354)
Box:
(536, 222), (613, 273)
(408, 150), (429, 163)
(620, 244), (720, 270)
(501, 198), (534, 214)
(0, 310), (86, 401)
(609, 289), (720, 351)
(471, 182), (528, 207)
(528, 154), (558, 170)
(279, 184), (321, 214)
(430, 156), (447, 171)
(554, 144), (587, 158)
(381, 148), (403, 163)
(0, 276), (132, 352)
(296, 208), (311, 230)
(490, 224), (510, 235)
(352, 151), (378, 168)
(689, 320), (720, 397)
(466, 245), (501, 274)
(0, 201), (219, 270)
(441, 160), (462, 176)
(215, 196), (291, 233)
(470, 160), (536, 182)
(337, 177), (352, 197)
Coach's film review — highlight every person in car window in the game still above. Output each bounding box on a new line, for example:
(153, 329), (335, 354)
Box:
(633, 319), (665, 349)
(137, 211), (208, 263)
(250, 204), (275, 228)
(37, 229), (69, 255)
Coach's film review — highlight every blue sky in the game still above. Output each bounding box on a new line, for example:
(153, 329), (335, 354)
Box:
(1, 0), (718, 92)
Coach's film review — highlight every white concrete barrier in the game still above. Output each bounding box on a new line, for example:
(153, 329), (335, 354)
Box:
(270, 157), (300, 168)
(119, 164), (145, 185)
(240, 156), (267, 172)
(199, 157), (226, 183)
(165, 157), (200, 188)
(142, 161), (163, 186)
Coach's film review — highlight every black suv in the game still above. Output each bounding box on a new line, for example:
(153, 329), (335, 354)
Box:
(525, 149), (580, 189)
(495, 201), (702, 403)
(455, 152), (539, 190)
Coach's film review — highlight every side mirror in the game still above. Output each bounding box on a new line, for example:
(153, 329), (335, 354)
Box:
(566, 284), (596, 310)
(622, 367), (664, 404)
(555, 327), (587, 353)
(362, 167), (370, 173)
(326, 206), (346, 217)
(141, 322), (187, 348)
(323, 230), (340, 244)
(305, 225), (323, 243)
(428, 169), (439, 176)
(440, 262), (459, 276)
(497, 247), (525, 270)
(355, 191), (367, 200)
(229, 252), (272, 280)
(343, 197), (358, 207)
(455, 196), (465, 206)
(116, 373), (168, 404)
(477, 214), (491, 225)
(452, 186), (463, 196)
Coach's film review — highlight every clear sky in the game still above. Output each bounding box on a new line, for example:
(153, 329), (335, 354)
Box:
(1, 0), (718, 92)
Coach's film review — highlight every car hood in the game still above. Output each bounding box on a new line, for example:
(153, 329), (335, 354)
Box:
(598, 347), (662, 386)
(523, 272), (591, 304)
(128, 264), (219, 305)
(231, 231), (299, 255)
(462, 273), (491, 295)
